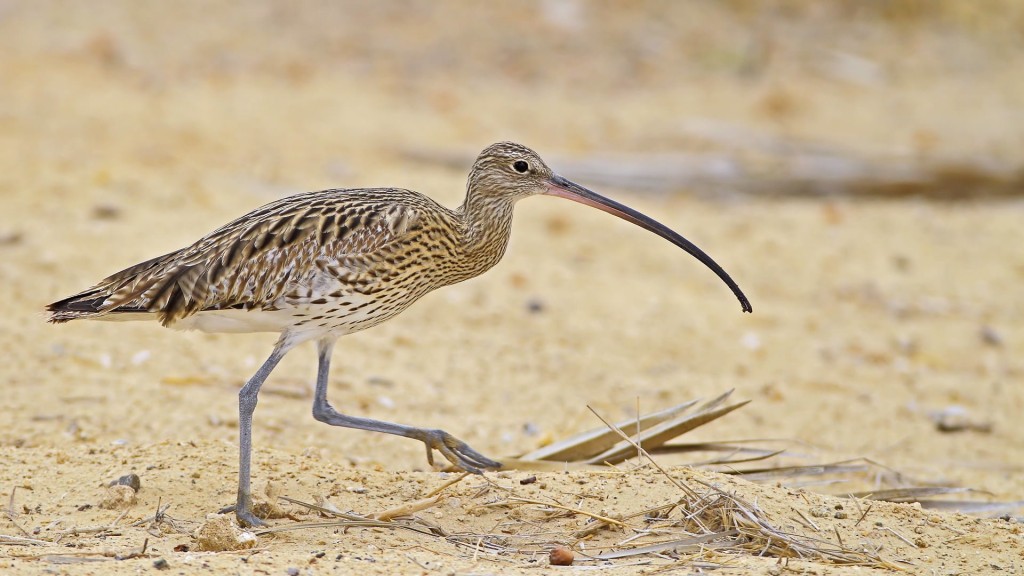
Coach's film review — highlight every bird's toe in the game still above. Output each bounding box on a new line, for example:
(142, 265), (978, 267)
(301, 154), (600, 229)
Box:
(235, 508), (268, 528)
(221, 501), (268, 528)
(420, 429), (501, 473)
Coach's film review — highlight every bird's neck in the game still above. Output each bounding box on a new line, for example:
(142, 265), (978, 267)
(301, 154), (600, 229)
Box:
(454, 190), (517, 279)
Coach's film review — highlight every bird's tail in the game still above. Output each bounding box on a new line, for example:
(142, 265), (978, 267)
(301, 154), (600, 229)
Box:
(46, 252), (176, 324)
(46, 289), (117, 323)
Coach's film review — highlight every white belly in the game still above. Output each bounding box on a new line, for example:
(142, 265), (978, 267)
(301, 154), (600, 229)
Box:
(168, 290), (396, 339)
(171, 309), (300, 334)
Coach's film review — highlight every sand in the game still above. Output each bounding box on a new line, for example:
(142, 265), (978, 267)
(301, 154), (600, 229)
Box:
(1, 2), (1022, 574)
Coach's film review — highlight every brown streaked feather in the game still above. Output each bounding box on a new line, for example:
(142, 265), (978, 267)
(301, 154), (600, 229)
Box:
(46, 252), (177, 322)
(47, 188), (440, 326)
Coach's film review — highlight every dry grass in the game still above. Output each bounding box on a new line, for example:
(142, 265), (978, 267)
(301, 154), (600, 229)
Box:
(250, 392), (906, 569)
(263, 465), (896, 569)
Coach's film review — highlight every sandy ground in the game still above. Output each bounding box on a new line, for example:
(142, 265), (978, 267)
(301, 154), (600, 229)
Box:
(1, 2), (1023, 574)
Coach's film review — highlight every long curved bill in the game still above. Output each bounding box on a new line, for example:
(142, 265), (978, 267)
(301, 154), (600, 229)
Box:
(545, 174), (752, 313)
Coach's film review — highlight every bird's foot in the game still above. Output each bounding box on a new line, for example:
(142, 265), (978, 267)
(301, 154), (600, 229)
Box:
(413, 428), (502, 474)
(218, 499), (268, 528)
(235, 507), (268, 528)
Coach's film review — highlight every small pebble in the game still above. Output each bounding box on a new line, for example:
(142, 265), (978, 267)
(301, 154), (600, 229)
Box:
(153, 558), (169, 570)
(91, 203), (122, 220)
(520, 475), (537, 485)
(0, 230), (22, 245)
(287, 567), (300, 576)
(367, 376), (393, 387)
(549, 545), (574, 566)
(131, 350), (151, 365)
(980, 325), (1002, 347)
(741, 331), (761, 351)
(809, 505), (830, 518)
(111, 473), (142, 492)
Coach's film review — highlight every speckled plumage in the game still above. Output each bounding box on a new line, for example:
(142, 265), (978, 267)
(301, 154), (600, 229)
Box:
(48, 142), (750, 526)
(51, 189), (474, 335)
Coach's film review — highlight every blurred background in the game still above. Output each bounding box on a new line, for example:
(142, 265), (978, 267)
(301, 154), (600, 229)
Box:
(1, 0), (1022, 508)
(5, 0), (1024, 197)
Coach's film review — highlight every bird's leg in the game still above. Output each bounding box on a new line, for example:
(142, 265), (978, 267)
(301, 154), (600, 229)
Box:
(223, 339), (289, 527)
(312, 338), (501, 473)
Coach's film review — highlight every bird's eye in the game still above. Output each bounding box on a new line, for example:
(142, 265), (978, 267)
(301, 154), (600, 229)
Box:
(512, 160), (529, 173)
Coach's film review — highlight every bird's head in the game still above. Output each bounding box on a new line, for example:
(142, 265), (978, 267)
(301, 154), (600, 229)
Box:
(467, 141), (752, 313)
(467, 141), (556, 201)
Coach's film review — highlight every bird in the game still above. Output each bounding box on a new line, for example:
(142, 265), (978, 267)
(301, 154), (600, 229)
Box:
(48, 141), (751, 526)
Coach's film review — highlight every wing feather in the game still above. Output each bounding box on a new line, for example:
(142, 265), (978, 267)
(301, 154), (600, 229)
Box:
(47, 189), (432, 326)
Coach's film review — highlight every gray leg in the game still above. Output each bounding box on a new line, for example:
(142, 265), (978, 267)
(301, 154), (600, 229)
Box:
(312, 338), (501, 473)
(231, 340), (289, 527)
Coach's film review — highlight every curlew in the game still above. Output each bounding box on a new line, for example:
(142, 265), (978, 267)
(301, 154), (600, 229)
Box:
(48, 142), (751, 526)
